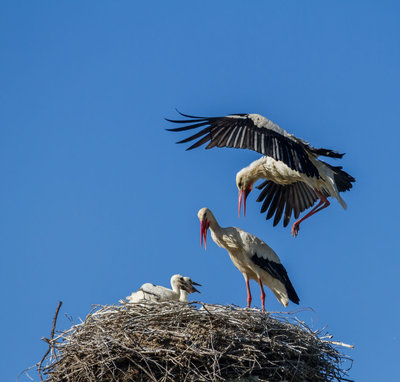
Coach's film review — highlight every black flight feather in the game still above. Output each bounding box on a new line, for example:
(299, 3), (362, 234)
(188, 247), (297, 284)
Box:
(250, 254), (300, 305)
(283, 192), (293, 227)
(260, 183), (277, 214)
(256, 179), (269, 191)
(256, 180), (319, 226)
(256, 180), (273, 203)
(273, 186), (287, 226)
(166, 112), (320, 178)
(320, 161), (355, 192)
(311, 147), (345, 158)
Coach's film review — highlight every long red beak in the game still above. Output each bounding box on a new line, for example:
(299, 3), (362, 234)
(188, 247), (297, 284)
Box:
(200, 219), (209, 250)
(238, 188), (251, 217)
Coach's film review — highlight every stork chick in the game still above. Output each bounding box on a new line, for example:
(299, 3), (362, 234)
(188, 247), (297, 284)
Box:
(125, 274), (200, 303)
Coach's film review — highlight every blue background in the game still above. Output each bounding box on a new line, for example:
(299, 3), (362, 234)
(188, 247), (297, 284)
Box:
(1, 1), (399, 381)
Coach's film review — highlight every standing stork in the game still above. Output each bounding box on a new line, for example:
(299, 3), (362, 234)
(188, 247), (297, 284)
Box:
(198, 207), (299, 311)
(167, 111), (355, 237)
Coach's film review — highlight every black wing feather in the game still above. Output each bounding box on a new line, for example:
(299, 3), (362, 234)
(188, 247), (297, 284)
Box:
(187, 135), (212, 151)
(259, 183), (276, 214)
(320, 161), (355, 192)
(250, 254), (300, 304)
(176, 126), (211, 143)
(266, 188), (281, 220)
(283, 192), (293, 227)
(256, 179), (269, 190)
(311, 147), (344, 158)
(292, 183), (301, 219)
(256, 180), (273, 202)
(273, 186), (287, 226)
(167, 112), (320, 178)
(256, 180), (319, 227)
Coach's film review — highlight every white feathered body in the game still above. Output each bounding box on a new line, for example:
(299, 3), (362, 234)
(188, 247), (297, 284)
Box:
(210, 225), (291, 307)
(240, 156), (347, 209)
(126, 283), (182, 303)
(126, 274), (189, 303)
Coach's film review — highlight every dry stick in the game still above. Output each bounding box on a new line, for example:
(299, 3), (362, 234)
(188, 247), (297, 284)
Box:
(323, 340), (355, 349)
(38, 301), (63, 382)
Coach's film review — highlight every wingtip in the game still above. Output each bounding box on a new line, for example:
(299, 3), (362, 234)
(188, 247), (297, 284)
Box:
(175, 108), (200, 119)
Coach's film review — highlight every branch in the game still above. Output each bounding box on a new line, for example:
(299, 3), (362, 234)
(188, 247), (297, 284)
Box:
(38, 301), (63, 382)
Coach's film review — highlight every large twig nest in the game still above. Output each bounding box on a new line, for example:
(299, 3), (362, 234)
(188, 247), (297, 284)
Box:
(41, 302), (352, 381)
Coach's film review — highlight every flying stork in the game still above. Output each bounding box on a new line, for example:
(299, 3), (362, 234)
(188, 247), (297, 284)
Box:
(198, 207), (299, 311)
(167, 111), (355, 237)
(125, 274), (201, 303)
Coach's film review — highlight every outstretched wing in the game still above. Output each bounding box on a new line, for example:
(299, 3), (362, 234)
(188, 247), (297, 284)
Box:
(255, 180), (319, 227)
(166, 111), (320, 178)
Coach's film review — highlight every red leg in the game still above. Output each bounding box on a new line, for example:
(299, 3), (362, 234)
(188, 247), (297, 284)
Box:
(291, 191), (331, 237)
(246, 279), (252, 308)
(258, 278), (266, 312)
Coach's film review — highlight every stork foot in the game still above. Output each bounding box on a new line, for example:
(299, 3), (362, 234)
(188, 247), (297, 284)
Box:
(291, 222), (300, 237)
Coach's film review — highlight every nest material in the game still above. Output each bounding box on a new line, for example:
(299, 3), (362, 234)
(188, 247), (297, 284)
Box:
(41, 302), (352, 382)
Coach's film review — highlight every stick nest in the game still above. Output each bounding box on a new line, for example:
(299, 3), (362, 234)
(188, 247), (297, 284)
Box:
(41, 302), (352, 382)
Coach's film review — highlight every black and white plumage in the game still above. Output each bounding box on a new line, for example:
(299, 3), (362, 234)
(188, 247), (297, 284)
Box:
(198, 207), (299, 311)
(167, 111), (355, 236)
(125, 274), (201, 303)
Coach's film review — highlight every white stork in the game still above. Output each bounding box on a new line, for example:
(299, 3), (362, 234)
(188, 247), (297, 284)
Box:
(125, 274), (200, 303)
(198, 207), (299, 311)
(167, 111), (355, 237)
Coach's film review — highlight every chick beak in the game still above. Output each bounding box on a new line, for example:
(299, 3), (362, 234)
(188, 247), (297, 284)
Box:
(200, 219), (209, 250)
(190, 285), (201, 293)
(191, 281), (201, 293)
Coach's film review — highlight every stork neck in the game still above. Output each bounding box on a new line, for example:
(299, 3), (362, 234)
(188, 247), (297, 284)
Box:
(208, 216), (223, 238)
(179, 290), (188, 302)
(170, 281), (181, 295)
(247, 157), (268, 180)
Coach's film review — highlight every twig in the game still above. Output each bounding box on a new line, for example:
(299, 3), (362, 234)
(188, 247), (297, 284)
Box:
(38, 301), (62, 382)
(323, 340), (355, 349)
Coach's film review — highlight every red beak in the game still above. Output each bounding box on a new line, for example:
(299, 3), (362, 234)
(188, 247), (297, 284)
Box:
(200, 219), (209, 250)
(238, 187), (251, 217)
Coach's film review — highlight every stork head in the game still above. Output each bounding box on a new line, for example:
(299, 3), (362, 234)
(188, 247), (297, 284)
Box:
(183, 276), (201, 293)
(170, 274), (192, 293)
(197, 207), (213, 250)
(170, 274), (186, 288)
(236, 169), (254, 217)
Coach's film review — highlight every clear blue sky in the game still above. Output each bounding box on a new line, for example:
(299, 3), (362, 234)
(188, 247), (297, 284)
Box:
(1, 1), (399, 381)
